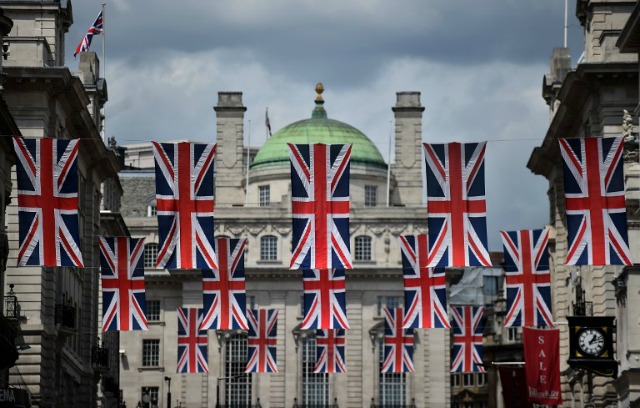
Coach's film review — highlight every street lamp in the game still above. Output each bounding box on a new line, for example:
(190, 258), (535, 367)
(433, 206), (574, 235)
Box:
(164, 377), (172, 408)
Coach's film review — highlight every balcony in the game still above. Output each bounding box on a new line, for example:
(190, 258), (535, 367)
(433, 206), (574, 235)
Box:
(92, 346), (110, 373)
(55, 304), (76, 335)
(369, 399), (416, 408)
(293, 398), (338, 408)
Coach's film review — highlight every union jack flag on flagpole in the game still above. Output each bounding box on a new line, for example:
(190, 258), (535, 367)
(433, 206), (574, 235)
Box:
(559, 136), (631, 265)
(74, 10), (103, 57)
(200, 238), (248, 331)
(246, 309), (278, 373)
(314, 329), (347, 373)
(153, 142), (217, 270)
(500, 229), (554, 328)
(382, 308), (415, 373)
(302, 269), (349, 330)
(399, 235), (450, 329)
(98, 236), (148, 332)
(177, 307), (208, 373)
(289, 143), (352, 270)
(451, 305), (485, 373)
(423, 142), (491, 268)
(13, 137), (83, 267)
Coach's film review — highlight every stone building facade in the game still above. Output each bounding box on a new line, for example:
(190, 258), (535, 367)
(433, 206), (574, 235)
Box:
(0, 1), (125, 407)
(528, 0), (640, 406)
(118, 89), (453, 408)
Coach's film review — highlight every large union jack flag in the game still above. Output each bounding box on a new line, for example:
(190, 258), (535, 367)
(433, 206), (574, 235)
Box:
(153, 142), (217, 270)
(98, 236), (147, 332)
(13, 137), (83, 267)
(289, 143), (352, 270)
(302, 269), (349, 330)
(423, 142), (491, 268)
(200, 238), (248, 331)
(451, 306), (485, 373)
(559, 136), (631, 265)
(246, 309), (278, 373)
(314, 329), (347, 373)
(382, 308), (415, 373)
(177, 307), (208, 373)
(500, 229), (554, 328)
(399, 235), (449, 329)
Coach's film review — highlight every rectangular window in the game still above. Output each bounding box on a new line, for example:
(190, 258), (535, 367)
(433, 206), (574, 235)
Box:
(451, 373), (460, 388)
(377, 296), (401, 316)
(476, 372), (486, 386)
(141, 387), (159, 406)
(355, 236), (372, 261)
(146, 300), (161, 322)
(259, 185), (270, 207)
(147, 204), (157, 217)
(507, 327), (518, 342)
(144, 244), (158, 268)
(225, 335), (252, 406)
(260, 236), (278, 261)
(379, 338), (406, 405)
(142, 339), (160, 367)
(302, 337), (329, 405)
(365, 185), (377, 207)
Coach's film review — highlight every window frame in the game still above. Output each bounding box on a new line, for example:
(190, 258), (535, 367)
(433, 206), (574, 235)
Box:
(260, 235), (278, 261)
(146, 300), (161, 322)
(225, 333), (252, 406)
(354, 235), (372, 261)
(259, 185), (271, 207)
(365, 185), (378, 207)
(301, 335), (329, 405)
(143, 243), (158, 269)
(378, 336), (407, 405)
(141, 339), (160, 367)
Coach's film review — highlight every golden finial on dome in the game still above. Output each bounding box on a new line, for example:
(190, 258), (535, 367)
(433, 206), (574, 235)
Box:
(315, 82), (324, 102)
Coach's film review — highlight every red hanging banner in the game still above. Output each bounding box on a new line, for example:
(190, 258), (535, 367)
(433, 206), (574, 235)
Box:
(523, 327), (563, 405)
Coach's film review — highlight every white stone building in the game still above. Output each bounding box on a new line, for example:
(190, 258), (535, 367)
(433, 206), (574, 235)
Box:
(118, 88), (453, 408)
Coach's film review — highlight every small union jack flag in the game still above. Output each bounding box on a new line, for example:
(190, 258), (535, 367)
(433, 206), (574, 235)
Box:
(451, 306), (485, 373)
(382, 308), (415, 373)
(314, 329), (346, 373)
(246, 309), (278, 373)
(13, 137), (83, 267)
(302, 269), (349, 330)
(399, 235), (449, 329)
(98, 236), (147, 332)
(153, 142), (217, 270)
(74, 10), (103, 57)
(423, 142), (491, 267)
(501, 229), (554, 328)
(289, 143), (352, 270)
(560, 136), (631, 265)
(177, 308), (208, 373)
(200, 238), (248, 331)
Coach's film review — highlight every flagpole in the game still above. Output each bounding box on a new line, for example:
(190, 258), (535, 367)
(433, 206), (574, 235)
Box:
(564, 0), (568, 48)
(102, 3), (106, 142)
(245, 120), (251, 207)
(386, 120), (392, 207)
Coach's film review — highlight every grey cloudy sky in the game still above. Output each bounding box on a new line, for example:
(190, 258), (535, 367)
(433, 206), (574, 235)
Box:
(67, 0), (585, 250)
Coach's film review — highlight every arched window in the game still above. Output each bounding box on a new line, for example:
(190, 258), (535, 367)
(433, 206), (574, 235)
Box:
(147, 200), (157, 217)
(355, 235), (372, 261)
(143, 243), (158, 268)
(301, 335), (329, 405)
(260, 235), (278, 261)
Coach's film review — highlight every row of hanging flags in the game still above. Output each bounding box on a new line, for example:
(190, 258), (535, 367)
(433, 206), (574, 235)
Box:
(10, 135), (629, 383)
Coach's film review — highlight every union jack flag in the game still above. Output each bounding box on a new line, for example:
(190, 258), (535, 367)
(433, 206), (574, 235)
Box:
(153, 142), (217, 270)
(13, 137), (83, 267)
(399, 235), (449, 329)
(559, 136), (631, 265)
(302, 269), (349, 330)
(451, 306), (485, 373)
(501, 229), (554, 328)
(246, 309), (278, 373)
(98, 236), (147, 332)
(314, 329), (346, 373)
(177, 307), (208, 373)
(200, 238), (248, 331)
(382, 308), (415, 373)
(74, 10), (103, 57)
(423, 142), (491, 267)
(289, 143), (352, 270)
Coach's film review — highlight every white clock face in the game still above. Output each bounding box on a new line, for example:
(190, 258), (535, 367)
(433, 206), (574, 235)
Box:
(578, 328), (605, 356)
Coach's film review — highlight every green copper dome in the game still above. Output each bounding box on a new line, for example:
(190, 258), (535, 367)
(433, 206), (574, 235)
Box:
(251, 84), (387, 170)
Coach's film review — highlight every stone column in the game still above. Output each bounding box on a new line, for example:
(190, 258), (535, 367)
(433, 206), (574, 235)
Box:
(214, 92), (247, 207)
(392, 92), (425, 206)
